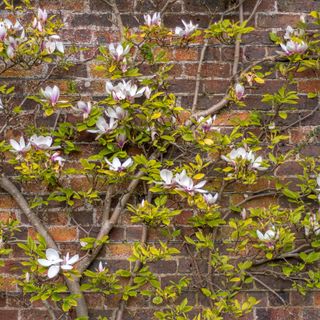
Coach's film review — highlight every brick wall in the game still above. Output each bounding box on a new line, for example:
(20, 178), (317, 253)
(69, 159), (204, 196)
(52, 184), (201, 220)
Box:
(1, 0), (320, 319)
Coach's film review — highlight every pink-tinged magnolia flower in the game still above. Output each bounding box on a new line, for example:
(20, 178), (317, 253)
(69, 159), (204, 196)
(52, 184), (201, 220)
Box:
(61, 252), (79, 271)
(5, 36), (18, 58)
(9, 136), (31, 154)
(235, 83), (245, 100)
(41, 85), (60, 106)
(105, 157), (133, 172)
(144, 12), (161, 26)
(116, 133), (127, 149)
(51, 152), (65, 166)
(76, 101), (92, 119)
(241, 208), (247, 220)
(175, 20), (198, 37)
(175, 169), (207, 194)
(108, 43), (130, 61)
(30, 135), (60, 150)
(38, 8), (48, 23)
(198, 115), (216, 133)
(37, 248), (63, 279)
(203, 193), (218, 205)
(44, 35), (64, 54)
(32, 18), (43, 32)
(0, 23), (7, 41)
(106, 80), (146, 101)
(97, 261), (106, 272)
(105, 106), (127, 120)
(280, 40), (308, 55)
(87, 117), (118, 137)
(305, 214), (320, 237)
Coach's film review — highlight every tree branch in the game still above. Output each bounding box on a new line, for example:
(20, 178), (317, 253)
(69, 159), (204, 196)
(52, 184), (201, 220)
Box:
(0, 175), (88, 318)
(77, 152), (158, 273)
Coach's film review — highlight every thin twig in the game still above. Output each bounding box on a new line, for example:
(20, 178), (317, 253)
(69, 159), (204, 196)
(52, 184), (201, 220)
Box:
(247, 271), (287, 306)
(247, 0), (262, 23)
(43, 300), (56, 320)
(232, 1), (244, 76)
(191, 38), (209, 113)
(160, 0), (177, 14)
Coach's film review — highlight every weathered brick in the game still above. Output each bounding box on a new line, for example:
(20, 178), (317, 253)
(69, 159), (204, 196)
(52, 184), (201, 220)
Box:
(278, 0), (320, 12)
(257, 13), (301, 29)
(71, 13), (112, 27)
(256, 307), (302, 320)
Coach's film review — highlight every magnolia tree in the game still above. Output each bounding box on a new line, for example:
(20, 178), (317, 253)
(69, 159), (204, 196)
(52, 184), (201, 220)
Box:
(1, 0), (320, 319)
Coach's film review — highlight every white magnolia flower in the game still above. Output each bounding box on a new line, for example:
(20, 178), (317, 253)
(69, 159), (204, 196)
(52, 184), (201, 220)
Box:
(41, 85), (60, 106)
(105, 106), (127, 120)
(235, 83), (245, 100)
(247, 153), (266, 171)
(144, 86), (152, 99)
(284, 25), (304, 40)
(76, 101), (92, 119)
(88, 117), (117, 136)
(44, 35), (64, 54)
(305, 214), (320, 237)
(9, 136), (31, 153)
(159, 169), (175, 187)
(105, 157), (133, 172)
(61, 252), (79, 271)
(221, 147), (247, 164)
(203, 193), (218, 205)
(175, 169), (207, 194)
(51, 152), (65, 166)
(175, 20), (198, 37)
(144, 12), (161, 27)
(221, 147), (266, 171)
(256, 226), (278, 242)
(108, 43), (130, 61)
(3, 19), (23, 32)
(37, 248), (63, 279)
(0, 97), (3, 109)
(280, 40), (308, 55)
(30, 135), (59, 150)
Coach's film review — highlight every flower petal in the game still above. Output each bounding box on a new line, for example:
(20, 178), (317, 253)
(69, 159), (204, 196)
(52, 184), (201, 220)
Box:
(48, 265), (60, 278)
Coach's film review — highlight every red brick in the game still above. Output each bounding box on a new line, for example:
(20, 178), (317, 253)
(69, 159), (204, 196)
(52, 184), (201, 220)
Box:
(298, 80), (320, 93)
(28, 226), (77, 242)
(0, 310), (19, 320)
